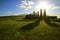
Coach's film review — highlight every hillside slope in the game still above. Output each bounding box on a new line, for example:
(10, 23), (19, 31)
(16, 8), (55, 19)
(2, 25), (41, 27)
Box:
(0, 18), (60, 40)
(18, 20), (60, 40)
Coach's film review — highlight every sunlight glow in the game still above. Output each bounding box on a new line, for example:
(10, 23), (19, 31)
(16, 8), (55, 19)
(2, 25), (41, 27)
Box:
(39, 2), (49, 9)
(35, 2), (49, 11)
(34, 1), (50, 15)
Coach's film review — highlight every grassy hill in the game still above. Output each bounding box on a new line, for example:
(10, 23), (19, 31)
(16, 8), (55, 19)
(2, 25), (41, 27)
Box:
(0, 16), (60, 40)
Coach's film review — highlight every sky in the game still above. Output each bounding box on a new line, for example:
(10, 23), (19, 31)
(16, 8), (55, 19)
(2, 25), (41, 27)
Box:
(0, 0), (60, 17)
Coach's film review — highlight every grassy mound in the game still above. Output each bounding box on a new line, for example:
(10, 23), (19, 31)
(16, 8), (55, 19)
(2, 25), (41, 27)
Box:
(0, 17), (60, 40)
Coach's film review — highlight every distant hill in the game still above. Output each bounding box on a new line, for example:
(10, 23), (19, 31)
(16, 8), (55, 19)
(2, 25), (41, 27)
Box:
(0, 14), (26, 18)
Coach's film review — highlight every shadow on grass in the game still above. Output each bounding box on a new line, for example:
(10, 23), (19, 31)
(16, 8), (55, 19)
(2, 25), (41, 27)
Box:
(45, 19), (60, 27)
(16, 18), (38, 22)
(20, 19), (40, 31)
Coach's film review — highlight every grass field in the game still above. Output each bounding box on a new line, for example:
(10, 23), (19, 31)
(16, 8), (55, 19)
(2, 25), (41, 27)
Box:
(0, 17), (60, 40)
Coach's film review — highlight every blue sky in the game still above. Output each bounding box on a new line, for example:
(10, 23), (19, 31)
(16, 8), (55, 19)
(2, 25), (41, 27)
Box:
(0, 0), (60, 17)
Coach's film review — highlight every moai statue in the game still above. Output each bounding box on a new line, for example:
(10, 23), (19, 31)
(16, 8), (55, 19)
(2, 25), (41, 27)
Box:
(33, 11), (35, 17)
(40, 9), (42, 19)
(37, 11), (39, 17)
(44, 9), (46, 19)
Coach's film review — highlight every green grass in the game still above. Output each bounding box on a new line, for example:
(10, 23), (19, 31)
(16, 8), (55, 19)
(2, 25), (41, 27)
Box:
(0, 17), (60, 40)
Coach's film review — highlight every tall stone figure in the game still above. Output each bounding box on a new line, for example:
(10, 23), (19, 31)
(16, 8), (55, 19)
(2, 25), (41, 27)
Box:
(37, 11), (39, 17)
(40, 9), (42, 19)
(44, 9), (46, 19)
(33, 11), (35, 17)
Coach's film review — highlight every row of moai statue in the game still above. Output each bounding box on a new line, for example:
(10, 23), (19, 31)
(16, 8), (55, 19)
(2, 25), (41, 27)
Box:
(40, 9), (46, 19)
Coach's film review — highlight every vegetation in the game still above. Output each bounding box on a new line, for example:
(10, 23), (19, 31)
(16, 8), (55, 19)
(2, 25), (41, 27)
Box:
(0, 16), (60, 40)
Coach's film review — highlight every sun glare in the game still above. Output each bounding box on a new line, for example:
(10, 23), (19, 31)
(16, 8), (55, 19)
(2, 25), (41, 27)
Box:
(35, 2), (49, 11)
(39, 2), (49, 9)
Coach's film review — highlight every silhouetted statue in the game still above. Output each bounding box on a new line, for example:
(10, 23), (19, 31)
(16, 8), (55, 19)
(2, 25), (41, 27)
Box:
(37, 11), (39, 18)
(40, 9), (42, 19)
(44, 9), (46, 19)
(33, 11), (35, 17)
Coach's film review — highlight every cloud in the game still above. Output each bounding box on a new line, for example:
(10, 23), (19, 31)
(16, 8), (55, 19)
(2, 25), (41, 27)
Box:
(17, 0), (34, 10)
(8, 11), (11, 13)
(17, 0), (59, 11)
(28, 1), (34, 5)
(34, 2), (59, 12)
(48, 4), (59, 10)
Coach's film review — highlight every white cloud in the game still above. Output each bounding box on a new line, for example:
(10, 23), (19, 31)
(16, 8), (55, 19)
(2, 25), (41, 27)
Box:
(17, 0), (35, 10)
(28, 1), (34, 5)
(34, 2), (59, 12)
(48, 4), (59, 10)
(17, 0), (59, 11)
(8, 11), (11, 13)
